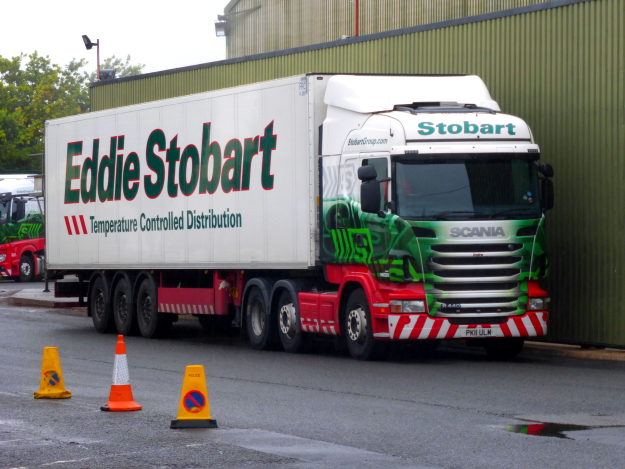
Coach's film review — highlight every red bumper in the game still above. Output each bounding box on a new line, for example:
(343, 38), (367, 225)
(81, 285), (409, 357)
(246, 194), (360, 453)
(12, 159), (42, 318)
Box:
(376, 311), (548, 340)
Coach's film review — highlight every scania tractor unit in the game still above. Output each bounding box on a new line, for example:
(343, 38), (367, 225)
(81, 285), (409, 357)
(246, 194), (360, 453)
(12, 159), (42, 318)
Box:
(0, 175), (45, 282)
(45, 74), (553, 360)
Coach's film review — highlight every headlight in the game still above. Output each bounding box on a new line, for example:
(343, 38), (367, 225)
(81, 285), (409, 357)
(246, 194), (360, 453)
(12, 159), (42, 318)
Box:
(528, 297), (550, 311)
(0, 254), (6, 262)
(390, 300), (426, 313)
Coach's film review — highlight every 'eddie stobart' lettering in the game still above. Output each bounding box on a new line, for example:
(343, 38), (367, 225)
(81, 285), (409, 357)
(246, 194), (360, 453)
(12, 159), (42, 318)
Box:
(450, 226), (505, 238)
(64, 122), (277, 204)
(417, 121), (516, 136)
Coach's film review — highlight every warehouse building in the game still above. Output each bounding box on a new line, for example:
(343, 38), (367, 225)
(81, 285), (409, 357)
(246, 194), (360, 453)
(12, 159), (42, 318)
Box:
(90, 0), (625, 347)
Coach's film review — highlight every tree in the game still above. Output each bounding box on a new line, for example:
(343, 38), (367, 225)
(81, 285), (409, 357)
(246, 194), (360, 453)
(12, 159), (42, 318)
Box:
(0, 52), (144, 172)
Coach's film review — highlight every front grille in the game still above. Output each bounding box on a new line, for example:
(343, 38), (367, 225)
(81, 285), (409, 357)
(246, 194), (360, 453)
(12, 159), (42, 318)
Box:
(431, 243), (523, 253)
(438, 306), (517, 314)
(433, 282), (518, 291)
(438, 297), (516, 304)
(431, 256), (522, 266)
(433, 269), (521, 278)
(449, 316), (509, 325)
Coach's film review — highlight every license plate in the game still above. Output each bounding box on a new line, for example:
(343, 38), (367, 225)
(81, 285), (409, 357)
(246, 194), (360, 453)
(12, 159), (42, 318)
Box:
(461, 327), (494, 338)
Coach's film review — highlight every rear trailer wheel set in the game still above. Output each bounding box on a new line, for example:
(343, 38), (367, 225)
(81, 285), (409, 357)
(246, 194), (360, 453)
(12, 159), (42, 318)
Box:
(84, 271), (526, 360)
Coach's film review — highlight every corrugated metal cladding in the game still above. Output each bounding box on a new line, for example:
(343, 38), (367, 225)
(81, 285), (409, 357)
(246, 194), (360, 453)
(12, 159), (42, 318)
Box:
(90, 0), (625, 347)
(223, 0), (547, 58)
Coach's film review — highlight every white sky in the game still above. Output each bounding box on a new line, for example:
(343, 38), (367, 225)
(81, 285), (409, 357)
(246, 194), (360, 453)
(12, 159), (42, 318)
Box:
(1, 0), (230, 74)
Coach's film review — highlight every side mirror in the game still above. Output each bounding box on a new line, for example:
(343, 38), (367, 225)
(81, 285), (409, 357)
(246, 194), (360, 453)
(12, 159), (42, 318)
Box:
(360, 180), (381, 214)
(12, 200), (26, 222)
(358, 165), (377, 182)
(540, 163), (554, 178)
(541, 178), (554, 211)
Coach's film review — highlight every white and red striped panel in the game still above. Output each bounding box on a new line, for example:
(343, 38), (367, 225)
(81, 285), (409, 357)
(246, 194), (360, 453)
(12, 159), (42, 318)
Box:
(0, 269), (12, 277)
(159, 303), (215, 315)
(64, 215), (89, 235)
(301, 318), (338, 335)
(382, 312), (548, 340)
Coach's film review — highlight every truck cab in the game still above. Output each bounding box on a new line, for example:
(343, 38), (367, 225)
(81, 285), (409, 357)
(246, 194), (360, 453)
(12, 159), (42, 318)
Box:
(319, 75), (553, 359)
(0, 182), (45, 282)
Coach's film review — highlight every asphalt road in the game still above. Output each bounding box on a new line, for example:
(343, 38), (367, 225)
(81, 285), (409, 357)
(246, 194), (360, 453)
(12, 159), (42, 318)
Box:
(1, 293), (625, 469)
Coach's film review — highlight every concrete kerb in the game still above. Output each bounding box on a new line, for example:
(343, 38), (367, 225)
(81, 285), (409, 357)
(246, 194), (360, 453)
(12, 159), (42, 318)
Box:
(9, 288), (82, 308)
(7, 288), (625, 362)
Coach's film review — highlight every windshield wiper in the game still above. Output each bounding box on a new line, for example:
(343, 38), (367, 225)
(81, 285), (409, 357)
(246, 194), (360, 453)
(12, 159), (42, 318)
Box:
(489, 208), (540, 219)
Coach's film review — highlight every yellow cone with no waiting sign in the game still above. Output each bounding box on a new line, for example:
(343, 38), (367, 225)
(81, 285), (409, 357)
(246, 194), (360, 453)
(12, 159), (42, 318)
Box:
(34, 347), (72, 399)
(170, 365), (217, 429)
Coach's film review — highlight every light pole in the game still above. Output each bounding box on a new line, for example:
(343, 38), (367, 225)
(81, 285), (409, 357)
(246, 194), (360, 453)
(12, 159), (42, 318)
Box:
(82, 35), (100, 80)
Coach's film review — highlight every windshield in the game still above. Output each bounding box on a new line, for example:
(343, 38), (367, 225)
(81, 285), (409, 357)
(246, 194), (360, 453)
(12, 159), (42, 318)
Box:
(394, 156), (542, 219)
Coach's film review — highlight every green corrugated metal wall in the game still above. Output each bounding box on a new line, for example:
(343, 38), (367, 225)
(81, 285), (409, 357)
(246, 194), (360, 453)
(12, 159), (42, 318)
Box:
(90, 0), (625, 346)
(223, 0), (548, 58)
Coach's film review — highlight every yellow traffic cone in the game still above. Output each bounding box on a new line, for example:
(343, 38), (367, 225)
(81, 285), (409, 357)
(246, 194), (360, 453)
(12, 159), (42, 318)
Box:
(34, 347), (72, 399)
(170, 365), (217, 429)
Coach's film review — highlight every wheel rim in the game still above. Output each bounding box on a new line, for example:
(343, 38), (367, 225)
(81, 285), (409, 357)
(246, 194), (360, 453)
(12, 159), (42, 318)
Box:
(250, 297), (265, 337)
(21, 261), (31, 277)
(279, 302), (296, 339)
(347, 307), (367, 343)
(94, 291), (105, 322)
(117, 293), (128, 323)
(140, 293), (153, 325)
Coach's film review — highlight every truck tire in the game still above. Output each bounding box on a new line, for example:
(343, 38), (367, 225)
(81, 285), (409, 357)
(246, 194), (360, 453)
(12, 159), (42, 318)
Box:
(483, 338), (525, 360)
(113, 277), (137, 336)
(18, 255), (34, 282)
(91, 276), (115, 333)
(246, 286), (274, 350)
(277, 289), (309, 353)
(136, 277), (168, 338)
(344, 289), (384, 361)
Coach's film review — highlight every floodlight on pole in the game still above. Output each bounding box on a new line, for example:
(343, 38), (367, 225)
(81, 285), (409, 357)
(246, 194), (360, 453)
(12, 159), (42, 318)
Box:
(82, 35), (101, 80)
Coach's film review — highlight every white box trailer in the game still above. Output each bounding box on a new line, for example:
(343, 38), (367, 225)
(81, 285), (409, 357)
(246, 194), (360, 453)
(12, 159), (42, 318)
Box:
(46, 75), (321, 270)
(46, 74), (553, 360)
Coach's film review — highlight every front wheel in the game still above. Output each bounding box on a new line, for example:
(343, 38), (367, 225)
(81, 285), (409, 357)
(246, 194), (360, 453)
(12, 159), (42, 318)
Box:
(18, 255), (34, 282)
(344, 289), (383, 360)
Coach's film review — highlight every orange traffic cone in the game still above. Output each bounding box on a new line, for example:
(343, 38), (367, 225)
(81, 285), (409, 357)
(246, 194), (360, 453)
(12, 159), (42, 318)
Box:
(100, 335), (142, 412)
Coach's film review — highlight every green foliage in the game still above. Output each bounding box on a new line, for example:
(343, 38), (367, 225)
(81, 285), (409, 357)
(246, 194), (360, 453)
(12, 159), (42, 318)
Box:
(0, 52), (143, 172)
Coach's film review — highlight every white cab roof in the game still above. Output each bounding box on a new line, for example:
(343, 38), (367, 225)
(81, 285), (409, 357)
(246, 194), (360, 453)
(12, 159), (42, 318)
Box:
(324, 75), (500, 113)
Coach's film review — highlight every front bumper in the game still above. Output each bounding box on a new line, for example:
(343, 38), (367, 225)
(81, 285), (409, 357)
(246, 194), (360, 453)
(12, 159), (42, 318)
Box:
(374, 311), (548, 340)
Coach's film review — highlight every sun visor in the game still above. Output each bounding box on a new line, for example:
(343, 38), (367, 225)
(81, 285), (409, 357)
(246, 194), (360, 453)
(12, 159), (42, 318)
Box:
(324, 75), (501, 113)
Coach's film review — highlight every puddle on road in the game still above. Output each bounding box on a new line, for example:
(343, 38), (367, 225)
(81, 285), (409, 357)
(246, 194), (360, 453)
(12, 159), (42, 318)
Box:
(500, 421), (625, 439)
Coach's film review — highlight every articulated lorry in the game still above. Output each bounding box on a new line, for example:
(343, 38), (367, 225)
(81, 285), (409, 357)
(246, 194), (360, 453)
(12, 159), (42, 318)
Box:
(45, 74), (553, 360)
(0, 175), (45, 281)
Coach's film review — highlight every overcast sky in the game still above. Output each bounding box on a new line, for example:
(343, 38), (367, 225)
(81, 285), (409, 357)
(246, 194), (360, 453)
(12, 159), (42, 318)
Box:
(1, 0), (230, 74)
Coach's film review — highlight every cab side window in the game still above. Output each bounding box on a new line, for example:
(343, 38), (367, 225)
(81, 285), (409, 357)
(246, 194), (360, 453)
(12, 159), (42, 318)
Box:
(362, 158), (389, 210)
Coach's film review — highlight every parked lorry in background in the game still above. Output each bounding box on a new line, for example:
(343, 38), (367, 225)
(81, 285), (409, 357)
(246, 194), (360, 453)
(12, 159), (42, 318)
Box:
(0, 175), (45, 281)
(44, 74), (554, 359)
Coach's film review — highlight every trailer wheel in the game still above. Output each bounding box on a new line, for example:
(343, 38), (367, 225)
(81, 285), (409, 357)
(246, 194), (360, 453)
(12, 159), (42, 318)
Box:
(483, 338), (525, 360)
(113, 278), (137, 335)
(18, 255), (34, 282)
(91, 276), (114, 333)
(344, 289), (383, 361)
(246, 287), (274, 350)
(136, 278), (166, 338)
(277, 289), (309, 354)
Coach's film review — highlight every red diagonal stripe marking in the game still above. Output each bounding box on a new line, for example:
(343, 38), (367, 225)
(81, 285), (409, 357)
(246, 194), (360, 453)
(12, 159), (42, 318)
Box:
(500, 322), (512, 337)
(528, 313), (544, 336)
(427, 318), (444, 339)
(515, 317), (529, 336)
(446, 324), (459, 338)
(409, 315), (428, 339)
(64, 216), (73, 235)
(72, 216), (81, 235)
(79, 215), (88, 234)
